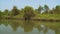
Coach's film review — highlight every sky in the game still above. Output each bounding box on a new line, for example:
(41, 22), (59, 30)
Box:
(0, 0), (60, 11)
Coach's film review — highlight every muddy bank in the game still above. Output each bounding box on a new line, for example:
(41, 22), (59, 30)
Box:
(0, 17), (60, 22)
(32, 18), (60, 22)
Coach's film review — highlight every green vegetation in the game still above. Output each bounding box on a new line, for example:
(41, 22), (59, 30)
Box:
(0, 5), (60, 34)
(0, 5), (60, 20)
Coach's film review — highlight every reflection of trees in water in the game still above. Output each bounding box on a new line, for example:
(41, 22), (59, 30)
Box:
(43, 25), (60, 34)
(0, 20), (9, 26)
(10, 21), (20, 31)
(23, 21), (34, 32)
(0, 20), (60, 34)
(49, 26), (60, 34)
(44, 28), (48, 34)
(37, 25), (42, 32)
(0, 20), (21, 31)
(0, 19), (1, 24)
(37, 25), (48, 34)
(0, 20), (34, 32)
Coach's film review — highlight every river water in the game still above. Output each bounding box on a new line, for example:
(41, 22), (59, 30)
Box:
(0, 20), (60, 34)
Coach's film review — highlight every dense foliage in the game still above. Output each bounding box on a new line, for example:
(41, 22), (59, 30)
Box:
(0, 5), (60, 20)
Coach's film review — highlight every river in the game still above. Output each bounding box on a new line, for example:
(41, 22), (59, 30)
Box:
(0, 20), (60, 34)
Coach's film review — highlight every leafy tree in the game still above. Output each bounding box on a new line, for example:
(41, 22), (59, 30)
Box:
(3, 9), (9, 15)
(0, 10), (3, 18)
(23, 6), (35, 20)
(44, 5), (49, 14)
(38, 5), (43, 14)
(55, 5), (60, 14)
(34, 9), (39, 14)
(11, 6), (20, 16)
(20, 8), (24, 15)
(49, 10), (53, 14)
(48, 8), (55, 14)
(49, 5), (60, 14)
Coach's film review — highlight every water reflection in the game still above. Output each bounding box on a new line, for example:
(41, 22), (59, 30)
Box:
(23, 21), (33, 32)
(0, 20), (60, 34)
(10, 22), (20, 31)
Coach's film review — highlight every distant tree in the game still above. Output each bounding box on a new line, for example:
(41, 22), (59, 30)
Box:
(11, 6), (20, 16)
(20, 8), (24, 15)
(38, 5), (43, 14)
(49, 10), (53, 14)
(23, 6), (35, 20)
(34, 9), (39, 14)
(3, 9), (9, 15)
(0, 10), (3, 18)
(55, 5), (60, 14)
(44, 5), (49, 14)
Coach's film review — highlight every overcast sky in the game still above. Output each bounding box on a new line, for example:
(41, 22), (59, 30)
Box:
(0, 0), (60, 10)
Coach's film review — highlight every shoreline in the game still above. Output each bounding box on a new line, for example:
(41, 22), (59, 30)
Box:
(0, 18), (60, 22)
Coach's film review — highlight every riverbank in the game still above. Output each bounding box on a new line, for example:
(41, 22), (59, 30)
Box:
(0, 18), (60, 22)
(0, 14), (60, 22)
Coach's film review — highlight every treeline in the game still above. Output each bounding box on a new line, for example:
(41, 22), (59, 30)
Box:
(0, 5), (60, 19)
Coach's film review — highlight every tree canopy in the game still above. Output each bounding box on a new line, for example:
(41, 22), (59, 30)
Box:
(0, 5), (60, 19)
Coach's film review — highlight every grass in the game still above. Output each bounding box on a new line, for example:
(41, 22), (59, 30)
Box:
(34, 14), (60, 19)
(1, 13), (60, 20)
